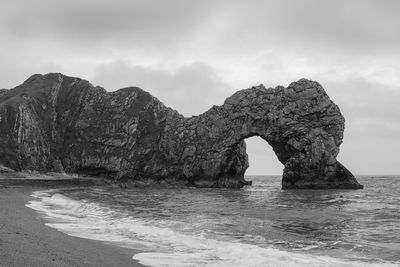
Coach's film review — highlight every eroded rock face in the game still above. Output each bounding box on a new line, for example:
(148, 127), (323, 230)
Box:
(0, 73), (363, 189)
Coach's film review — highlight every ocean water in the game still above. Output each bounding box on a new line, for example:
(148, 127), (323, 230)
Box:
(26, 176), (400, 267)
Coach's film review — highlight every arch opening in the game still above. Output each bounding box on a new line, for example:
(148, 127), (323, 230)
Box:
(244, 136), (284, 176)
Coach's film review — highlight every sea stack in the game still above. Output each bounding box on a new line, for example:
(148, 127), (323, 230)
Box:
(0, 73), (363, 189)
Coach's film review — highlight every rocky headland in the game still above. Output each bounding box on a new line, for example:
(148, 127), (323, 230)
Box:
(0, 73), (363, 189)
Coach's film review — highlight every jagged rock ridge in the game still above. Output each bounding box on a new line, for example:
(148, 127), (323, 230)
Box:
(0, 73), (363, 189)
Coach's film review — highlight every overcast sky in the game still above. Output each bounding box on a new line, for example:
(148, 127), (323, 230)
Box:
(1, 0), (399, 175)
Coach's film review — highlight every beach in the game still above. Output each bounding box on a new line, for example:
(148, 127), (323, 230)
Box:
(0, 183), (143, 267)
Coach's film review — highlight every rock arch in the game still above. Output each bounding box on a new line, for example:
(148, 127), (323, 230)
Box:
(0, 74), (363, 189)
(158, 79), (362, 189)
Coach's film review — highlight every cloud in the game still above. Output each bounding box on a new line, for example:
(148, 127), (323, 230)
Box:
(321, 77), (400, 174)
(0, 0), (219, 52)
(92, 60), (233, 116)
(324, 77), (400, 133)
(2, 0), (399, 56)
(225, 0), (400, 53)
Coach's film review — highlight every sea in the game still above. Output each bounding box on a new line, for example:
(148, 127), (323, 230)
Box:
(26, 175), (400, 267)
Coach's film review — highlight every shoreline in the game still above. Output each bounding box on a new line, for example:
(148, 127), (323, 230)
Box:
(0, 184), (144, 267)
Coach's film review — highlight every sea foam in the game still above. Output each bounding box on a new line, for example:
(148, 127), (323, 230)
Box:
(26, 190), (398, 267)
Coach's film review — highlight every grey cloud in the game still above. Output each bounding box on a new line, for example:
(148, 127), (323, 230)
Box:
(1, 0), (399, 54)
(224, 0), (400, 54)
(0, 48), (65, 89)
(0, 0), (217, 50)
(322, 77), (400, 174)
(92, 60), (233, 116)
(324, 77), (400, 137)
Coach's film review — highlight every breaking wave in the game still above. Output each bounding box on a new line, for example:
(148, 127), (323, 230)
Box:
(26, 190), (397, 267)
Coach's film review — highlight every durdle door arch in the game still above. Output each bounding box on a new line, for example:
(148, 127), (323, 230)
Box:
(0, 74), (363, 189)
(159, 79), (363, 189)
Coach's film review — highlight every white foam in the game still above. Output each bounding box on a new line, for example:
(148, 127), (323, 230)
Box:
(26, 190), (399, 267)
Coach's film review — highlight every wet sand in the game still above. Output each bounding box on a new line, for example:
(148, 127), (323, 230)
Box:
(0, 184), (144, 267)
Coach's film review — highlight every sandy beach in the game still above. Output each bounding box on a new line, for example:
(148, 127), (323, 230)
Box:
(0, 182), (144, 267)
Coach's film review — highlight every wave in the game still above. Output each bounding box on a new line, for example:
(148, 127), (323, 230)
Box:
(26, 190), (398, 267)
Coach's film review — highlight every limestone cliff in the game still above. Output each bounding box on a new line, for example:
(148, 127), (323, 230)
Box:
(0, 73), (363, 189)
